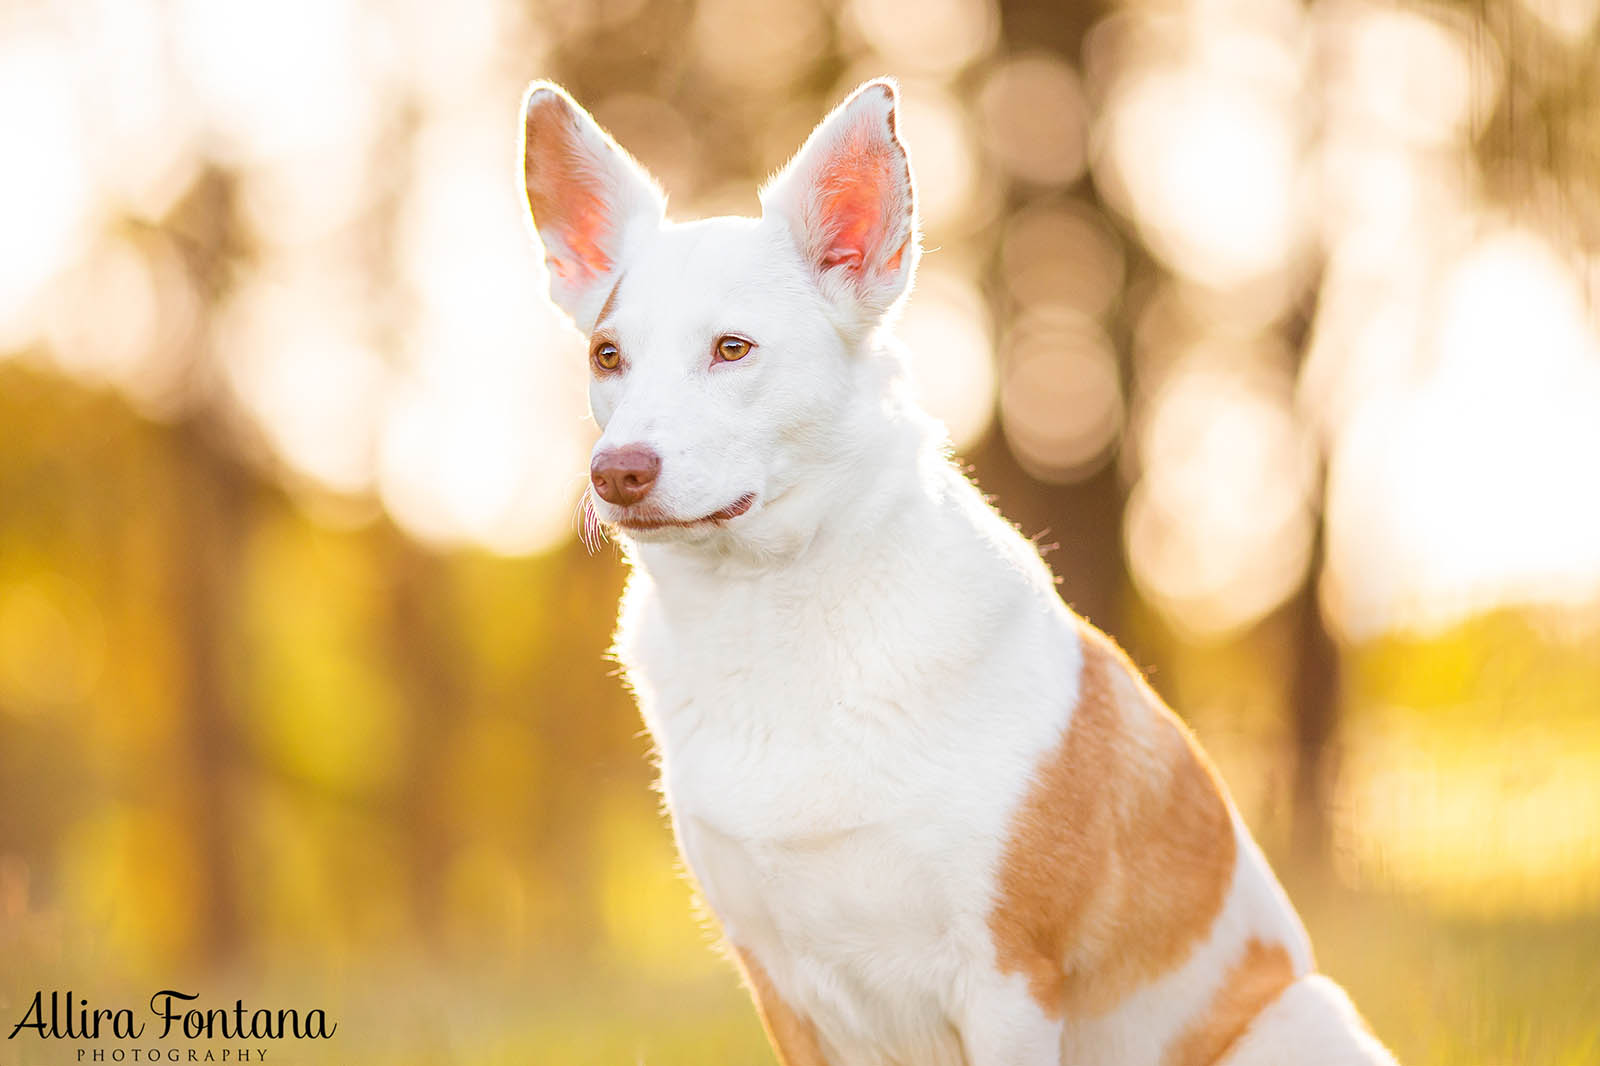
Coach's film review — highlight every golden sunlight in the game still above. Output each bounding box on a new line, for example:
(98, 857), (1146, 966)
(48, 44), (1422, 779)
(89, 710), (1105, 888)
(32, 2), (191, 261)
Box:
(896, 266), (997, 451)
(999, 308), (1122, 483)
(1099, 31), (1304, 290)
(1126, 349), (1318, 638)
(0, 30), (93, 345)
(1322, 227), (1600, 638)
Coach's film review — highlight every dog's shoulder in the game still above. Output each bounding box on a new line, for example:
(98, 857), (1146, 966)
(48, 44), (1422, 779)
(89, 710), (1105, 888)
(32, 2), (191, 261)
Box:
(987, 619), (1243, 1017)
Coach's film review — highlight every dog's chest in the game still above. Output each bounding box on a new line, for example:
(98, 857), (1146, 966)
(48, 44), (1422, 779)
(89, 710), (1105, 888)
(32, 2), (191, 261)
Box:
(618, 562), (1080, 1059)
(676, 788), (961, 961)
(665, 721), (982, 1064)
(632, 623), (990, 1038)
(663, 699), (973, 898)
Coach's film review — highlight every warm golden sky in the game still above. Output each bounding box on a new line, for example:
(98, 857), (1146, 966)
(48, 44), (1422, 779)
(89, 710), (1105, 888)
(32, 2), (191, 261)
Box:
(2, 0), (1598, 644)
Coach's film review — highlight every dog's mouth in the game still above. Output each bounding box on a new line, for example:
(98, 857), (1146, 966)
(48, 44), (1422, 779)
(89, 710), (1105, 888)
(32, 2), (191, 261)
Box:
(612, 492), (758, 532)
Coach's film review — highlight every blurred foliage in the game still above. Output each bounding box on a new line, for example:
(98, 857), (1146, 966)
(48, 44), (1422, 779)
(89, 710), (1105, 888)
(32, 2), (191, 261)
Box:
(3, 0), (1600, 1062)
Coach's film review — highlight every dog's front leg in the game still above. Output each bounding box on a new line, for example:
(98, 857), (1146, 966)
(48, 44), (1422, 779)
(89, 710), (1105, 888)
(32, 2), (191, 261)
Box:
(959, 973), (1064, 1066)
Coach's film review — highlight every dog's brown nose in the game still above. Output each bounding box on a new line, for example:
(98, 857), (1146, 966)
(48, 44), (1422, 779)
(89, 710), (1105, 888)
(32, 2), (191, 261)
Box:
(590, 445), (661, 506)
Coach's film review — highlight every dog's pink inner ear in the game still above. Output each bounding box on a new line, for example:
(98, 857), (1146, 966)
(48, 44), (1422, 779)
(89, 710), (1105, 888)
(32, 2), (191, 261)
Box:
(525, 106), (615, 280)
(814, 119), (902, 275)
(549, 197), (612, 280)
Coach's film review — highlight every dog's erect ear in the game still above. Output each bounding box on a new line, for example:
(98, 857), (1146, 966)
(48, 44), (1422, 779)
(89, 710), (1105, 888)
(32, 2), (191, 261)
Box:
(761, 79), (920, 325)
(522, 82), (665, 331)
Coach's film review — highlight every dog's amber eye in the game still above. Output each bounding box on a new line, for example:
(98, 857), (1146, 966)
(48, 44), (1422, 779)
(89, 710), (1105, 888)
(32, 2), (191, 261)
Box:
(592, 341), (621, 371)
(715, 336), (752, 362)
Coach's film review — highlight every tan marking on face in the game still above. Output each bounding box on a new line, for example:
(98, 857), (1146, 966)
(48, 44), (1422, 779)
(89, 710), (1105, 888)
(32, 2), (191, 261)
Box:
(1165, 938), (1295, 1066)
(988, 621), (1239, 1018)
(594, 271), (626, 330)
(733, 947), (833, 1066)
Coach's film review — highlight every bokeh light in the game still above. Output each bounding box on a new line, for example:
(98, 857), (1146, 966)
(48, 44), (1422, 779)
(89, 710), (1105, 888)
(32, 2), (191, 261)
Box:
(0, 28), (93, 344)
(844, 0), (998, 79)
(1321, 226), (1600, 638)
(218, 264), (390, 497)
(1099, 44), (1305, 289)
(999, 308), (1122, 483)
(894, 85), (980, 230)
(1318, 1), (1489, 148)
(1126, 349), (1318, 638)
(897, 266), (997, 450)
(694, 0), (828, 92)
(42, 237), (170, 397)
(1518, 0), (1600, 42)
(978, 54), (1089, 187)
(1000, 199), (1125, 318)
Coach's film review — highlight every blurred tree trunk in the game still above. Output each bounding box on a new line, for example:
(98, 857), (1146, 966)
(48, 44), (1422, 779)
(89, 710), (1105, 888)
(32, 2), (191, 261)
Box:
(987, 0), (1126, 642)
(381, 530), (461, 949)
(1286, 283), (1337, 866)
(164, 168), (253, 966)
(168, 416), (248, 965)
(1288, 522), (1338, 864)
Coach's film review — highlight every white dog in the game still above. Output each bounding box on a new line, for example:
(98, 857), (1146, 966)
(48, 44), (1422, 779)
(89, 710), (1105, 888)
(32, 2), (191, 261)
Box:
(520, 77), (1398, 1066)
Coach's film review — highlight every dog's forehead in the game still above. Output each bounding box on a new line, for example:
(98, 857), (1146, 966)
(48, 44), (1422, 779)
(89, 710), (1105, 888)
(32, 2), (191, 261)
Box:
(607, 216), (791, 325)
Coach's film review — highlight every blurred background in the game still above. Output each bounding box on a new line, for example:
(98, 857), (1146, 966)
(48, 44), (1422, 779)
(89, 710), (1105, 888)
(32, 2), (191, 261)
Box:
(1, 0), (1597, 1062)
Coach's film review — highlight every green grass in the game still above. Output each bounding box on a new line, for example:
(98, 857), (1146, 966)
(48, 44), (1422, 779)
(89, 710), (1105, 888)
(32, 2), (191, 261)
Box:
(1292, 877), (1600, 1066)
(331, 883), (1598, 1066)
(4, 882), (1595, 1066)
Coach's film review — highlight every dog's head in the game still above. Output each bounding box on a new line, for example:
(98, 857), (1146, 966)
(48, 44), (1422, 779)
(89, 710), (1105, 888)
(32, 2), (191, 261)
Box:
(520, 80), (921, 554)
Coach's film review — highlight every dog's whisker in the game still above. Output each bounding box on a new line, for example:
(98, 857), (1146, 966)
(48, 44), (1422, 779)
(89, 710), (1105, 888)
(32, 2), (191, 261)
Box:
(577, 491), (609, 554)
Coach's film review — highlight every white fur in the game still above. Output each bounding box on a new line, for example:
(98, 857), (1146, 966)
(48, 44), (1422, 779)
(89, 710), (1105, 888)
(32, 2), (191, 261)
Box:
(1220, 978), (1398, 1066)
(522, 79), (1398, 1066)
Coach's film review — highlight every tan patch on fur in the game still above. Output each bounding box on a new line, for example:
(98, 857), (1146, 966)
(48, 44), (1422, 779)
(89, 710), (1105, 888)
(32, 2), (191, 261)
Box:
(594, 271), (626, 328)
(733, 947), (832, 1066)
(1166, 938), (1295, 1066)
(988, 622), (1238, 1018)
